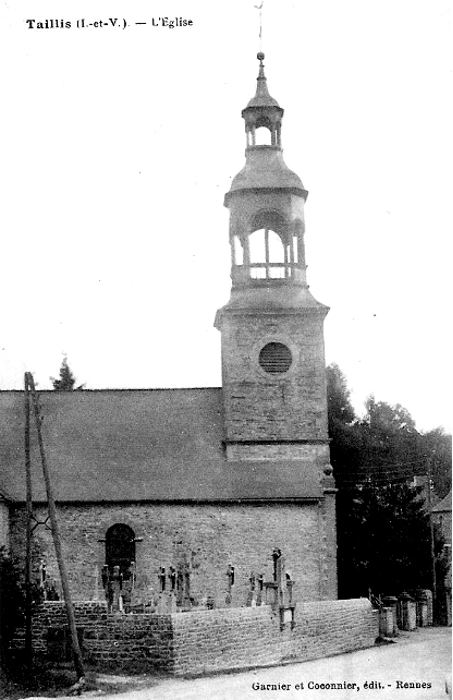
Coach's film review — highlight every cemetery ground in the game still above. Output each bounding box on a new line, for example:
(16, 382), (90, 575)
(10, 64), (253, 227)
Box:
(2, 626), (450, 700)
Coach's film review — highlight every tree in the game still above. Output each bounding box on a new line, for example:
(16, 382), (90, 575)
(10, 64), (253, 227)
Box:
(326, 365), (451, 599)
(51, 358), (80, 391)
(327, 363), (355, 427)
(357, 396), (424, 484)
(0, 547), (25, 672)
(326, 364), (361, 483)
(421, 427), (452, 499)
(337, 483), (432, 597)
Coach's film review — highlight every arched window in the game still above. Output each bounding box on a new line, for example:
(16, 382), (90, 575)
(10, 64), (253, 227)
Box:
(249, 228), (285, 263)
(105, 524), (135, 580)
(249, 228), (286, 279)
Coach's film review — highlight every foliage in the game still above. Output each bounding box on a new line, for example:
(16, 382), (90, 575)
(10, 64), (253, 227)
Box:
(0, 548), (25, 669)
(326, 363), (452, 598)
(327, 364), (356, 427)
(326, 364), (361, 482)
(358, 396), (425, 484)
(336, 483), (432, 597)
(51, 358), (79, 391)
(421, 428), (452, 500)
(0, 548), (49, 674)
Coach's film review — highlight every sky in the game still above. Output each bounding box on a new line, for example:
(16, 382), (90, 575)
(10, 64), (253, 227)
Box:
(0, 0), (452, 433)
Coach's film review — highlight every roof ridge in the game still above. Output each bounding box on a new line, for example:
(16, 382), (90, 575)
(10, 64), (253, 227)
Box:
(0, 386), (222, 394)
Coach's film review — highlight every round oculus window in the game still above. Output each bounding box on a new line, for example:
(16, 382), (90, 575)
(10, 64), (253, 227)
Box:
(258, 342), (292, 374)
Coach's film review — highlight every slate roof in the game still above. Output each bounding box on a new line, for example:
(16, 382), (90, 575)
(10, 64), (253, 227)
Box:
(227, 148), (306, 197)
(432, 490), (452, 514)
(0, 389), (322, 503)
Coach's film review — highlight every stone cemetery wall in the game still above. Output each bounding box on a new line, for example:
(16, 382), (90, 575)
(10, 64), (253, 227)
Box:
(29, 601), (174, 673)
(25, 598), (377, 675)
(170, 598), (377, 676)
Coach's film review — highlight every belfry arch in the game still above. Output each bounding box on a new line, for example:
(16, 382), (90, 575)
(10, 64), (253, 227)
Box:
(231, 210), (306, 283)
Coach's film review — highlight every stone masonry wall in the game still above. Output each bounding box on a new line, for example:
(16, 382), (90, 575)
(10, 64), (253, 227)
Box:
(318, 491), (337, 600)
(171, 599), (377, 676)
(225, 443), (330, 462)
(0, 498), (9, 549)
(29, 602), (173, 673)
(10, 501), (330, 605)
(26, 598), (377, 676)
(221, 313), (329, 442)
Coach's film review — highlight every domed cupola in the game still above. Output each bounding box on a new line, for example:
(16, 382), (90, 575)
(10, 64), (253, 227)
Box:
(220, 53), (326, 314)
(241, 51), (284, 147)
(226, 52), (307, 198)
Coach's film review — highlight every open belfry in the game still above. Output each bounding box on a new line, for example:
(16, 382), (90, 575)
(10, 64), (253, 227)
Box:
(0, 54), (337, 609)
(217, 52), (332, 475)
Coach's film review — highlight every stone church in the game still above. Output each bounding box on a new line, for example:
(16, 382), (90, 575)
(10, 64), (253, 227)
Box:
(0, 54), (337, 609)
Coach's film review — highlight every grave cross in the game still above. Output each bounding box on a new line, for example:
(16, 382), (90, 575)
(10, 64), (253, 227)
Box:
(226, 565), (235, 606)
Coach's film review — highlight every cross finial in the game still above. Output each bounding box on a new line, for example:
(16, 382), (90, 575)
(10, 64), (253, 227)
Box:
(254, 2), (264, 53)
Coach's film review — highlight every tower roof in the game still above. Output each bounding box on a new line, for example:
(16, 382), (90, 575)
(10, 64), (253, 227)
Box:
(243, 52), (282, 111)
(226, 53), (306, 200)
(226, 147), (306, 200)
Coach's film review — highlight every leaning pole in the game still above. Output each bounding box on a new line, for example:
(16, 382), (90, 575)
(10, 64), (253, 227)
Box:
(24, 375), (33, 670)
(26, 372), (85, 681)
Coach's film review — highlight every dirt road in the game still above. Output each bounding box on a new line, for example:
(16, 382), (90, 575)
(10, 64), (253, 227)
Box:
(92, 627), (451, 700)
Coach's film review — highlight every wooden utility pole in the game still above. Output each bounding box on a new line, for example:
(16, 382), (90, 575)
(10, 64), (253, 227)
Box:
(26, 373), (85, 681)
(426, 456), (437, 622)
(24, 375), (33, 670)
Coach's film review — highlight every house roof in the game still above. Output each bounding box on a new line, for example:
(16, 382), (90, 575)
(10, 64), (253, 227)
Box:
(0, 389), (323, 503)
(432, 490), (452, 514)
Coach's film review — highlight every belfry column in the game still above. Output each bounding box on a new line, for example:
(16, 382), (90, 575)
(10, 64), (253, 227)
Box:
(215, 53), (337, 598)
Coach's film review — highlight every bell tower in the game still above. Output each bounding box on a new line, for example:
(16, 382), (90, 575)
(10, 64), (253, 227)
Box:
(216, 53), (332, 460)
